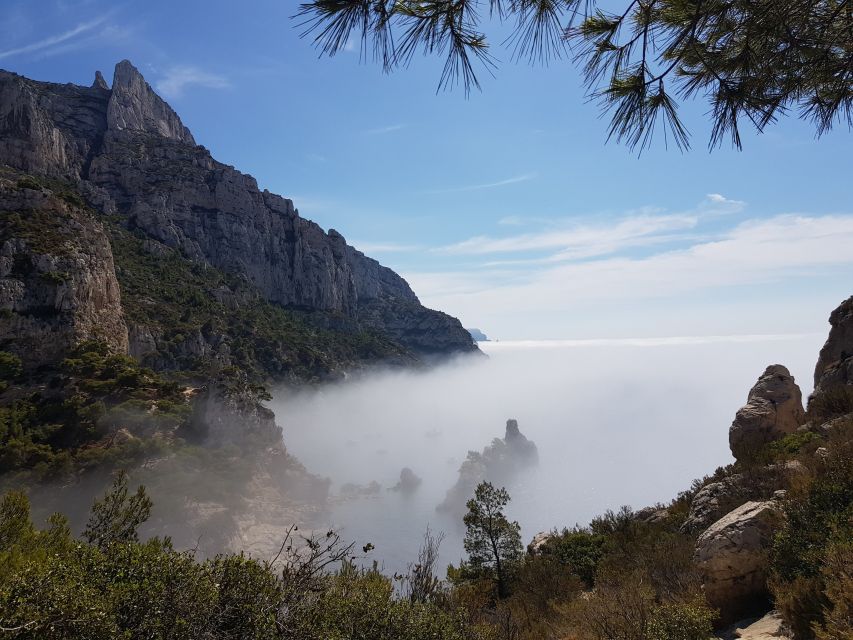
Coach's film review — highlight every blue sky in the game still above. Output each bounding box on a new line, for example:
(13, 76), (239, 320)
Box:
(2, 0), (852, 340)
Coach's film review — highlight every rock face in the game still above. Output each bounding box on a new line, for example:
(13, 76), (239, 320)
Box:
(812, 295), (853, 397)
(527, 531), (555, 556)
(694, 499), (785, 625)
(467, 328), (489, 342)
(715, 611), (792, 640)
(0, 61), (476, 357)
(437, 419), (538, 515)
(106, 60), (195, 144)
(0, 174), (128, 367)
(729, 365), (805, 460)
(683, 478), (743, 533)
(187, 374), (282, 448)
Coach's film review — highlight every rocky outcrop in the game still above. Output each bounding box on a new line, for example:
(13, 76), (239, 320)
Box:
(527, 531), (555, 556)
(106, 60), (195, 144)
(0, 61), (476, 357)
(0, 173), (128, 367)
(437, 419), (538, 515)
(715, 611), (792, 640)
(682, 475), (750, 534)
(729, 365), (805, 460)
(812, 296), (853, 398)
(187, 373), (282, 448)
(390, 467), (422, 493)
(695, 498), (786, 625)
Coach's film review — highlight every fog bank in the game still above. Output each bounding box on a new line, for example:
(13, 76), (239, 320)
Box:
(271, 333), (823, 572)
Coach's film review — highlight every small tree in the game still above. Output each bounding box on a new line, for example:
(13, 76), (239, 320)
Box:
(83, 470), (152, 549)
(463, 481), (523, 598)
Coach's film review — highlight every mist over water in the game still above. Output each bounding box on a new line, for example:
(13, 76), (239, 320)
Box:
(271, 334), (823, 573)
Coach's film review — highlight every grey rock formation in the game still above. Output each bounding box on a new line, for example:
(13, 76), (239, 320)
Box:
(107, 60), (195, 144)
(437, 419), (538, 516)
(0, 61), (476, 357)
(812, 295), (853, 398)
(715, 611), (792, 640)
(92, 70), (109, 91)
(390, 467), (422, 493)
(682, 476), (747, 534)
(527, 531), (555, 555)
(729, 365), (805, 460)
(467, 328), (489, 342)
(187, 372), (282, 448)
(694, 499), (785, 625)
(0, 176), (128, 367)
(634, 506), (669, 524)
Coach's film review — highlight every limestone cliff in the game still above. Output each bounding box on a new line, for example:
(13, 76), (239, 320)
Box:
(0, 60), (475, 358)
(812, 295), (853, 399)
(0, 170), (128, 368)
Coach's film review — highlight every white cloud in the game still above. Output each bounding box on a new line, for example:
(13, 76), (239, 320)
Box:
(156, 66), (230, 99)
(0, 16), (107, 60)
(701, 193), (746, 214)
(364, 124), (407, 135)
(423, 173), (536, 194)
(439, 213), (698, 258)
(498, 215), (525, 226)
(352, 241), (420, 254)
(406, 213), (853, 337)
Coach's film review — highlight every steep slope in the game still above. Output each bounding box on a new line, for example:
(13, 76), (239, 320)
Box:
(0, 61), (476, 554)
(0, 60), (476, 361)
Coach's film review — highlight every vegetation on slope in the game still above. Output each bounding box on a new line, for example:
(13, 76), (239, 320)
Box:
(0, 342), (182, 480)
(0, 170), (414, 483)
(0, 408), (850, 639)
(109, 221), (409, 382)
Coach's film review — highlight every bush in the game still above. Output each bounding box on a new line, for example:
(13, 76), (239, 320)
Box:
(770, 431), (853, 639)
(0, 352), (23, 386)
(15, 176), (42, 191)
(807, 385), (853, 423)
(646, 602), (715, 640)
(0, 484), (489, 640)
(813, 540), (853, 640)
(768, 431), (823, 458)
(544, 528), (607, 586)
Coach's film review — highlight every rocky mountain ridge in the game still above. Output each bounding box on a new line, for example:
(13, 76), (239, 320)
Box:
(0, 60), (475, 367)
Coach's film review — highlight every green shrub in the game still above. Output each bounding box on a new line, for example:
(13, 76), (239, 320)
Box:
(770, 433), (853, 639)
(15, 176), (42, 191)
(807, 385), (853, 423)
(0, 484), (488, 640)
(39, 270), (68, 285)
(768, 431), (823, 458)
(813, 540), (853, 640)
(0, 351), (22, 381)
(542, 528), (607, 586)
(646, 602), (715, 640)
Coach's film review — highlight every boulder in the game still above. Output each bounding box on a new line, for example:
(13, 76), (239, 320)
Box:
(695, 499), (785, 625)
(437, 419), (538, 516)
(729, 366), (805, 460)
(390, 467), (422, 493)
(634, 505), (670, 524)
(682, 476), (746, 533)
(715, 610), (792, 639)
(527, 531), (554, 555)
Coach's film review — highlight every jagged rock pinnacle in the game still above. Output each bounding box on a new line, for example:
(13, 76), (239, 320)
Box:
(107, 59), (195, 144)
(92, 70), (109, 90)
